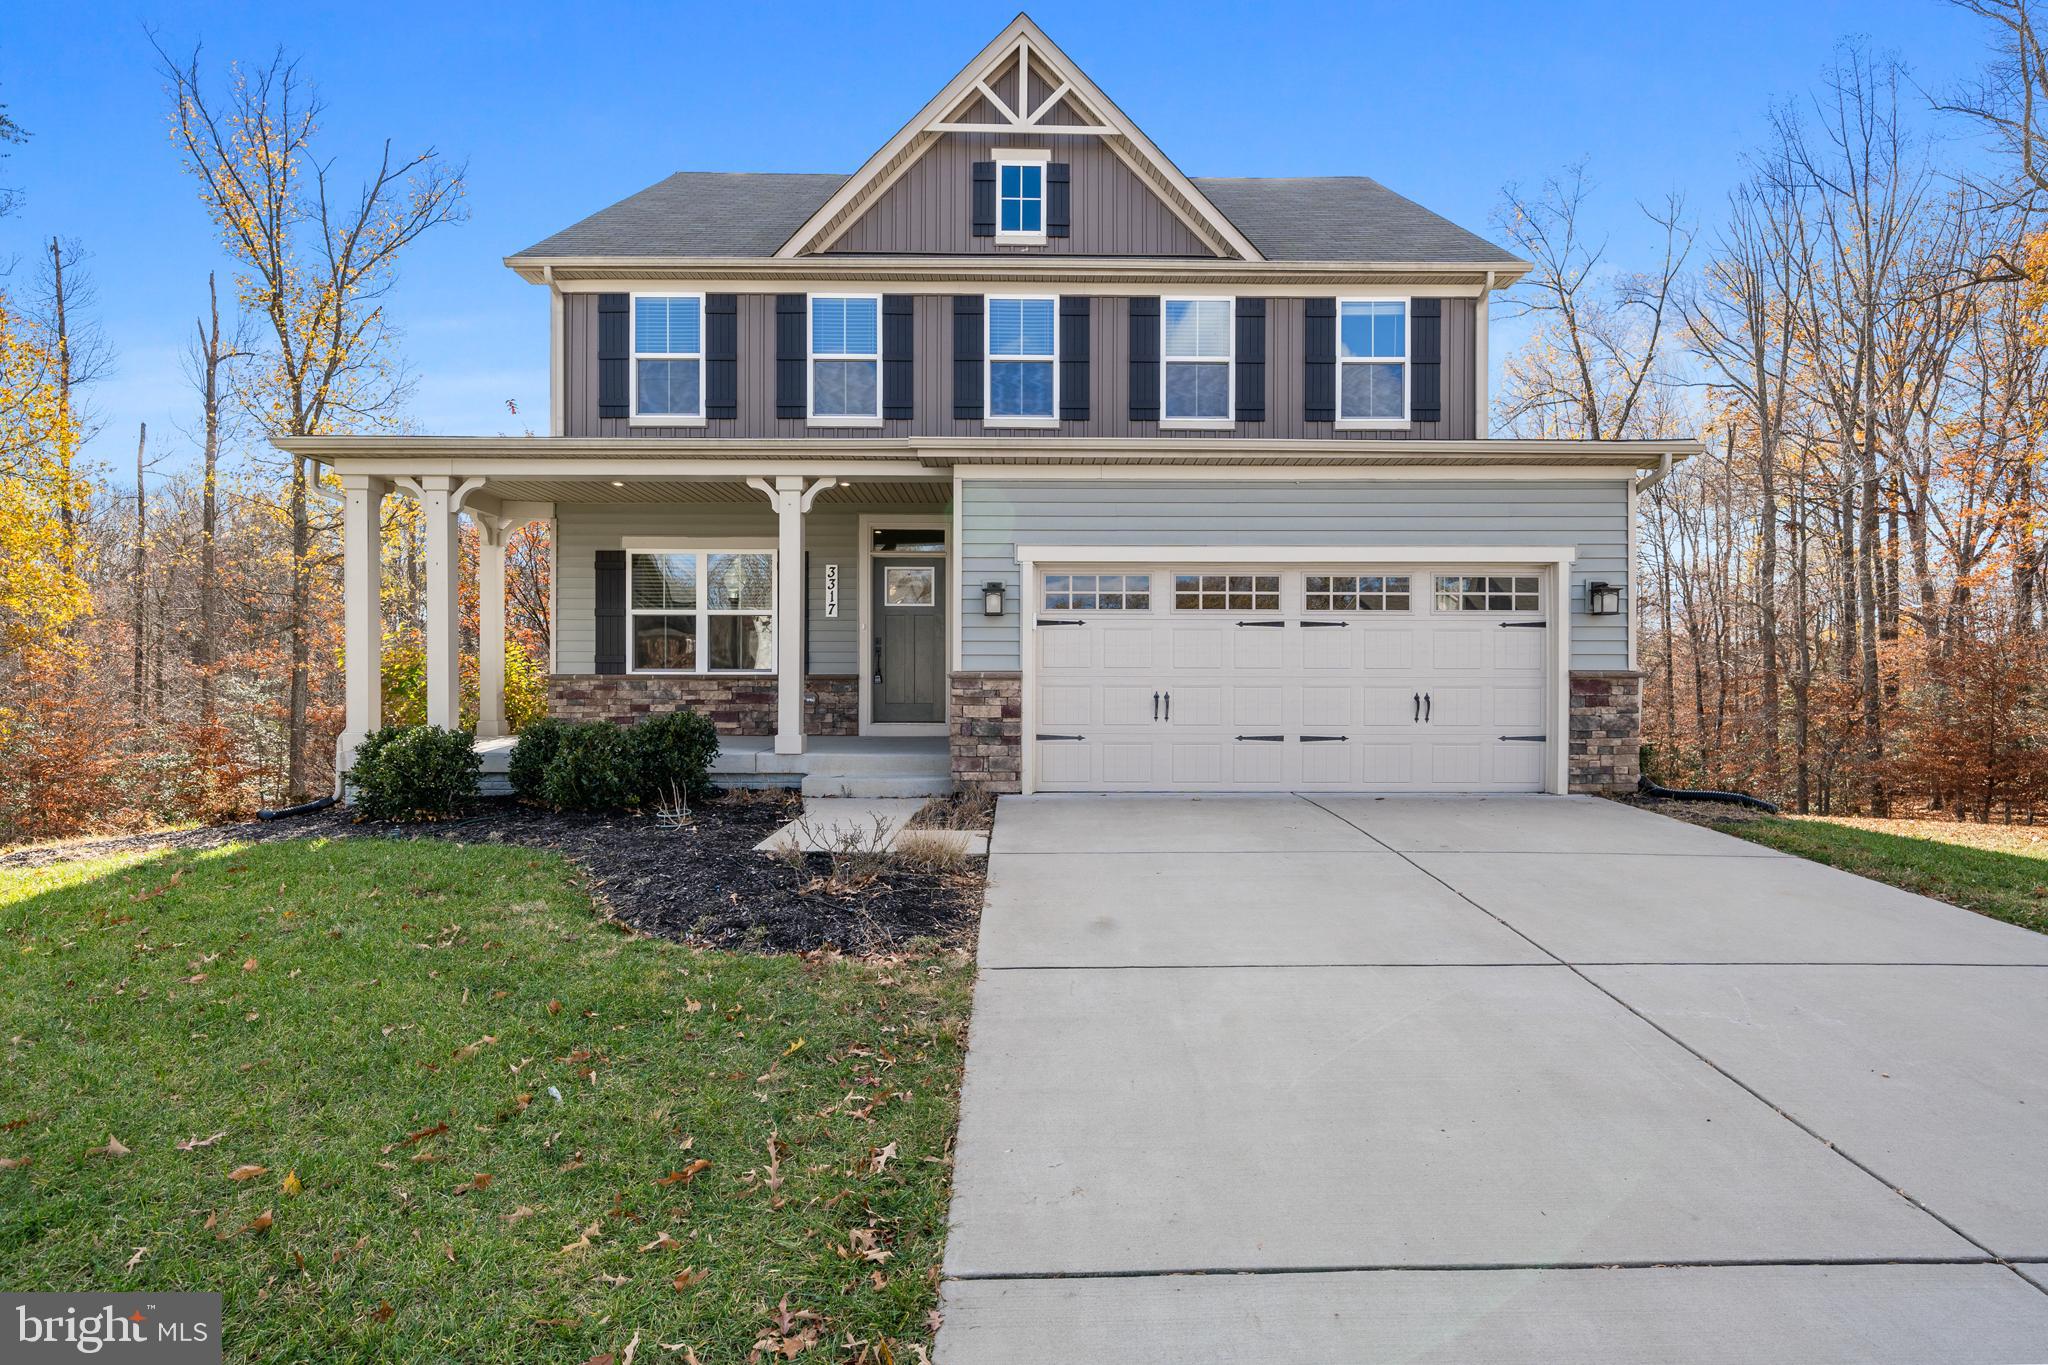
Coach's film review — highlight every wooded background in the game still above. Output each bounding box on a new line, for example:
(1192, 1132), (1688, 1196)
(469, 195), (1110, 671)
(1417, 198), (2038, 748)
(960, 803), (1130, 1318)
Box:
(5, 6), (2048, 841)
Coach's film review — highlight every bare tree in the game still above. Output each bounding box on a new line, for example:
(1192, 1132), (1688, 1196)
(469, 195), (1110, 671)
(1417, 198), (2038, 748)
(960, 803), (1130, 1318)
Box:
(156, 41), (467, 798)
(187, 272), (250, 725)
(1492, 160), (1696, 439)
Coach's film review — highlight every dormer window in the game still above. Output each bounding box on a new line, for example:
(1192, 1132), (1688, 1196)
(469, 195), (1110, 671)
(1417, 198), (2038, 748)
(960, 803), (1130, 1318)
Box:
(995, 150), (1049, 243)
(631, 294), (704, 423)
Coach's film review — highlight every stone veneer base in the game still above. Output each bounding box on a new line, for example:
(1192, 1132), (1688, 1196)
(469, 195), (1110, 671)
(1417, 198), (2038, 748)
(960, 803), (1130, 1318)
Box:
(1569, 670), (1643, 794)
(949, 671), (1022, 793)
(547, 674), (858, 738)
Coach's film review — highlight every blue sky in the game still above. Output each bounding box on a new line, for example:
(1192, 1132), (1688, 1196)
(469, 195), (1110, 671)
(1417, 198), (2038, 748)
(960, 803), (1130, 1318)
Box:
(0, 0), (2004, 474)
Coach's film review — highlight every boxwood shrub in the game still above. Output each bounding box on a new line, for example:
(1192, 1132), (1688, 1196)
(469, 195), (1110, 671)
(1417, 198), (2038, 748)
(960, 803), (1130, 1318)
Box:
(347, 724), (480, 821)
(523, 712), (721, 813)
(506, 717), (568, 799)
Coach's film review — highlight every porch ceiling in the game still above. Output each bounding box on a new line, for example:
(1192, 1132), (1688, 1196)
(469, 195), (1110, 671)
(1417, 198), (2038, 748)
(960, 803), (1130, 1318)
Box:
(479, 477), (951, 505)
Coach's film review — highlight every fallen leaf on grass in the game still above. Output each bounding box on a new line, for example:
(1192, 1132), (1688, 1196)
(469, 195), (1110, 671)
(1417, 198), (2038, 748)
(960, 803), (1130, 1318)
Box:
(218, 1209), (273, 1241)
(281, 1170), (303, 1197)
(382, 1122), (447, 1154)
(557, 1151), (586, 1172)
(547, 999), (562, 1016)
(559, 1219), (602, 1255)
(87, 1136), (131, 1159)
(369, 1302), (394, 1324)
(672, 1268), (709, 1290)
(781, 1038), (805, 1057)
(176, 1132), (227, 1152)
(0, 1157), (29, 1171)
(622, 1330), (641, 1365)
(582, 1355), (613, 1365)
(654, 1159), (710, 1187)
(242, 957), (258, 972)
(227, 1164), (268, 1182)
(451, 1035), (498, 1063)
(638, 1231), (681, 1253)
(869, 1142), (897, 1175)
(454, 1172), (493, 1195)
(124, 1247), (148, 1271)
(595, 1272), (628, 1287)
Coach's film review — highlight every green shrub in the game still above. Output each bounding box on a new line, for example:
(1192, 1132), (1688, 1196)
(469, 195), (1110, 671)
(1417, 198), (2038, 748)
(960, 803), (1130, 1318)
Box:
(537, 722), (645, 813)
(347, 725), (480, 821)
(626, 709), (720, 804)
(507, 717), (568, 799)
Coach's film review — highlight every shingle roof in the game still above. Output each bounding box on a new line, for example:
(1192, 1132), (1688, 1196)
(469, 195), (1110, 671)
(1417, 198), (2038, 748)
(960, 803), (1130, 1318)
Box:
(510, 170), (1522, 266)
(1190, 177), (1522, 265)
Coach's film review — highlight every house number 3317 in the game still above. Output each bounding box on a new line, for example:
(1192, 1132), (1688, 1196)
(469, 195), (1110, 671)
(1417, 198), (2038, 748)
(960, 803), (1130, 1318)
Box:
(825, 564), (838, 617)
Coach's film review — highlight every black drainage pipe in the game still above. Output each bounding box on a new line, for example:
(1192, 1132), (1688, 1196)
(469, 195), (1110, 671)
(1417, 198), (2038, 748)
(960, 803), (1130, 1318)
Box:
(1637, 775), (1780, 814)
(257, 795), (340, 822)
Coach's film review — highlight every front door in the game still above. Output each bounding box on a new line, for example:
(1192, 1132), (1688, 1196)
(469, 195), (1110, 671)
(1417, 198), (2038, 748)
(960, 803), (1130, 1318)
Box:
(873, 558), (946, 724)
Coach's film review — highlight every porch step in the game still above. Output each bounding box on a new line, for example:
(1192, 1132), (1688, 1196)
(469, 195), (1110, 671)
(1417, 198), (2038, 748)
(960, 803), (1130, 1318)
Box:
(799, 774), (954, 799)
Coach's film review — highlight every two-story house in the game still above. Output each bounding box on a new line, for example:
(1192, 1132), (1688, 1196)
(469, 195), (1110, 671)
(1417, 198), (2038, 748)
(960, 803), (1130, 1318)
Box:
(286, 14), (1695, 799)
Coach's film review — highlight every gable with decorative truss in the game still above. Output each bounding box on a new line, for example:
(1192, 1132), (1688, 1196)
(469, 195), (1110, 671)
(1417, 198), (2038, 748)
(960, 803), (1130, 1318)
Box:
(776, 16), (1261, 262)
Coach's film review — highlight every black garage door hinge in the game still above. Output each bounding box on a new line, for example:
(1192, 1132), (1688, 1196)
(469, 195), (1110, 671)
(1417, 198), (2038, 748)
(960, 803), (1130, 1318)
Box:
(1499, 734), (1547, 742)
(1235, 734), (1285, 742)
(1037, 618), (1086, 627)
(1236, 620), (1285, 628)
(1300, 734), (1349, 742)
(1035, 733), (1086, 742)
(1499, 621), (1547, 628)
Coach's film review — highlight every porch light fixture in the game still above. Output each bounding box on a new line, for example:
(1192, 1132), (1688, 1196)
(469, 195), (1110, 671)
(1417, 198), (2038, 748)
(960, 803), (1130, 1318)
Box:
(982, 581), (1006, 616)
(1587, 580), (1624, 616)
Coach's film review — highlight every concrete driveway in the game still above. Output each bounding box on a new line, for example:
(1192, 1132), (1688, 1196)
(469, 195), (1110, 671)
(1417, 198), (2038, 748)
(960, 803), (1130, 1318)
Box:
(936, 795), (2048, 1364)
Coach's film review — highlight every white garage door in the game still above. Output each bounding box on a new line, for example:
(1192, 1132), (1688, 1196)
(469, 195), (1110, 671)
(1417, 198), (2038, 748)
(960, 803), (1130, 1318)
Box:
(1031, 565), (1551, 793)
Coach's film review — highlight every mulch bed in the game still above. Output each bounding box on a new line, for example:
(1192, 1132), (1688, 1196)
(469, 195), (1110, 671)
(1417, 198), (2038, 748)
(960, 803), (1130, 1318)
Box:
(2, 792), (983, 955)
(1616, 793), (1779, 829)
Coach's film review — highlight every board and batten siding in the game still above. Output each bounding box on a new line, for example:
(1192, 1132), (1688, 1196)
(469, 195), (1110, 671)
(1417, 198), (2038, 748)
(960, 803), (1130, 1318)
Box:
(825, 132), (1213, 257)
(555, 503), (894, 675)
(958, 479), (1632, 672)
(564, 295), (1477, 441)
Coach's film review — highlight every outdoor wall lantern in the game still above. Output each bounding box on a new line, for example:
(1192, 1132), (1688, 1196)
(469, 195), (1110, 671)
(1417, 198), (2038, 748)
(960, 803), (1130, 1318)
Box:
(1587, 581), (1625, 616)
(982, 581), (1007, 616)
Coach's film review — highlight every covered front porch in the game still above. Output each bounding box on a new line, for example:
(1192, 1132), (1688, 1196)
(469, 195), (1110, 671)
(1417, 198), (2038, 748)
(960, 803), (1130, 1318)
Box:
(299, 443), (968, 795)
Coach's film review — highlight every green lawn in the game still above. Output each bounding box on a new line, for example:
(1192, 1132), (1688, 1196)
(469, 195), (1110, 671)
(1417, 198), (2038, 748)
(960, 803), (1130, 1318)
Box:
(0, 838), (972, 1363)
(1717, 817), (2048, 936)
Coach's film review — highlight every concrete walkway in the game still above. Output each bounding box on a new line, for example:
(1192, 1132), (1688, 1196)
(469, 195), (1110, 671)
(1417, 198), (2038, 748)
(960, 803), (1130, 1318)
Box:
(937, 795), (2048, 1363)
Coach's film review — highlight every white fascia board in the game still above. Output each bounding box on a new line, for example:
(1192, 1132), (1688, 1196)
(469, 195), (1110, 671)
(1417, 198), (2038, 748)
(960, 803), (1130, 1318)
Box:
(1014, 545), (1579, 567)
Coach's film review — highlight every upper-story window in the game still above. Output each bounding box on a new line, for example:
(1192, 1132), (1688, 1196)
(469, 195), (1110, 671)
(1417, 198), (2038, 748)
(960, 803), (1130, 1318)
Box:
(1339, 299), (1408, 424)
(632, 294), (703, 422)
(1162, 297), (1233, 424)
(809, 294), (881, 422)
(998, 158), (1045, 240)
(987, 295), (1057, 424)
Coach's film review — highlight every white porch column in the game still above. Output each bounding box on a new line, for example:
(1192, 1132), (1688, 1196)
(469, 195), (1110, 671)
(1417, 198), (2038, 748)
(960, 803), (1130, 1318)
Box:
(772, 475), (807, 755)
(475, 519), (509, 739)
(421, 474), (462, 730)
(746, 475), (836, 757)
(340, 474), (388, 775)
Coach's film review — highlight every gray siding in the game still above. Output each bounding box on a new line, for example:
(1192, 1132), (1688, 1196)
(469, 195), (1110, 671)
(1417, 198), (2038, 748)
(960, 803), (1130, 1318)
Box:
(958, 479), (1631, 671)
(565, 295), (1477, 441)
(556, 502), (918, 674)
(827, 132), (1213, 258)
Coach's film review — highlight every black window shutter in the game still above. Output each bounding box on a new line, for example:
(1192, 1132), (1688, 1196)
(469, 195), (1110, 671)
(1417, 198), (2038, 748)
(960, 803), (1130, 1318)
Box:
(1058, 295), (1089, 422)
(1047, 163), (1071, 238)
(774, 294), (806, 419)
(597, 293), (629, 419)
(1410, 298), (1442, 424)
(1304, 297), (1336, 423)
(952, 295), (984, 420)
(1235, 298), (1266, 423)
(594, 550), (626, 675)
(882, 295), (915, 420)
(704, 294), (738, 420)
(971, 162), (997, 238)
(1128, 296), (1160, 423)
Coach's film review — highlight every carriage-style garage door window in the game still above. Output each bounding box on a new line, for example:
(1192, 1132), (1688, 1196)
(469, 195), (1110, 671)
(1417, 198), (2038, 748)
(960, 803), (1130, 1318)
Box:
(629, 550), (775, 673)
(1435, 574), (1540, 612)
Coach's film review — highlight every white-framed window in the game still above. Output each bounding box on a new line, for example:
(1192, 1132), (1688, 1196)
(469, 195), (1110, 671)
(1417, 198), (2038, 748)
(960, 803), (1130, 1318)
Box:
(1044, 573), (1150, 611)
(628, 549), (776, 673)
(997, 159), (1045, 240)
(987, 295), (1058, 424)
(631, 293), (704, 424)
(1435, 574), (1540, 613)
(1173, 573), (1278, 611)
(1305, 574), (1413, 612)
(1162, 297), (1233, 424)
(1338, 298), (1409, 424)
(808, 294), (881, 422)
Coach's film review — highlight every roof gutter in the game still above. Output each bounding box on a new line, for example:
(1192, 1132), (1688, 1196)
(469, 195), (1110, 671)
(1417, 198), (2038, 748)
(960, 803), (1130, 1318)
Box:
(500, 254), (1535, 288)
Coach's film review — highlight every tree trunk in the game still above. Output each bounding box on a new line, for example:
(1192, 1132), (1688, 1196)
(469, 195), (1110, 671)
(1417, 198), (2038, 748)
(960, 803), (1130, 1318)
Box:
(132, 423), (148, 716)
